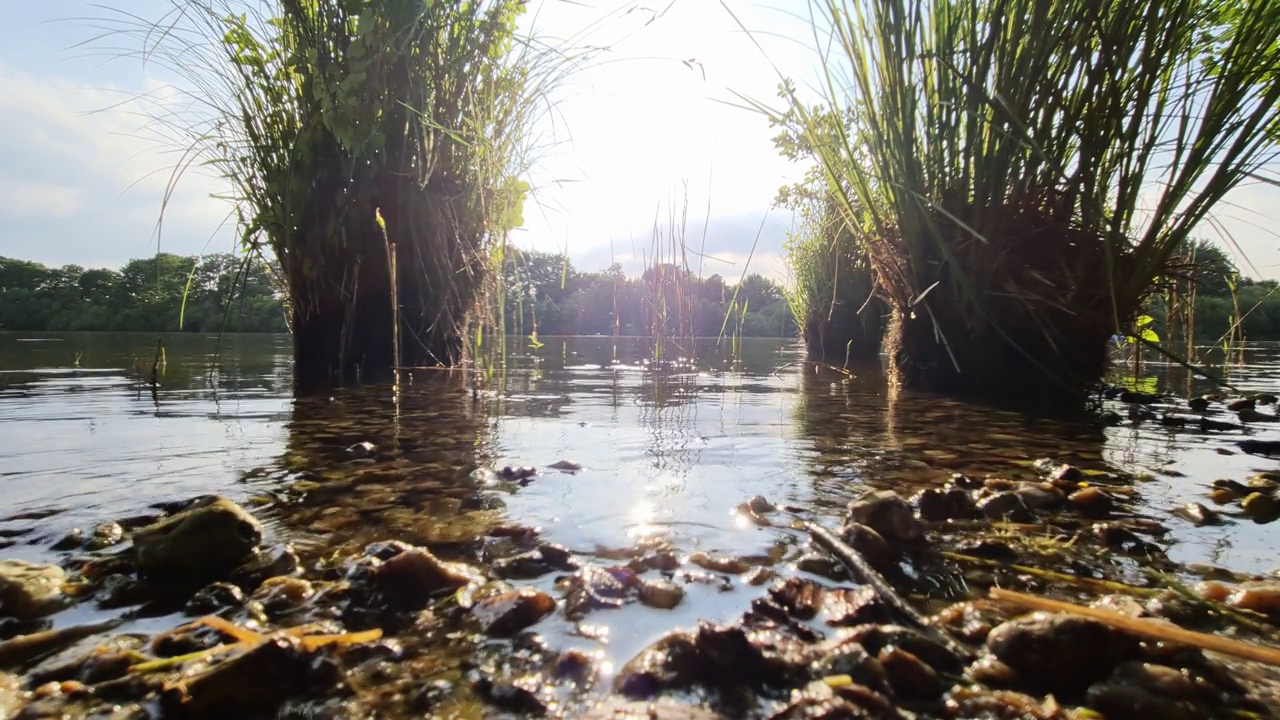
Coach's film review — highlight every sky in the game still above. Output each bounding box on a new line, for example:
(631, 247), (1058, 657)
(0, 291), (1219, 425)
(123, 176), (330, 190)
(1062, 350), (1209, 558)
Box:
(1, 1), (1279, 283)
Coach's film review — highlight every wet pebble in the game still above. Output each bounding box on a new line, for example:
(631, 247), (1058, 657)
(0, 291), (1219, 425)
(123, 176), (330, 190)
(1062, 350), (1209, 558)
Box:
(370, 546), (474, 609)
(345, 441), (376, 458)
(250, 576), (313, 613)
(844, 490), (922, 542)
(1175, 502), (1220, 526)
(1013, 483), (1065, 511)
(985, 612), (1140, 695)
(87, 522), (125, 551)
(793, 553), (849, 582)
(1227, 397), (1256, 412)
(132, 496), (262, 582)
(1085, 682), (1196, 720)
(95, 574), (151, 610)
(932, 600), (1010, 644)
(808, 638), (889, 694)
(160, 635), (317, 717)
(1241, 492), (1280, 522)
(1067, 486), (1113, 517)
(975, 492), (1034, 523)
(473, 587), (556, 637)
(836, 523), (895, 573)
(767, 679), (891, 719)
(913, 486), (974, 521)
(185, 582), (246, 615)
(688, 552), (750, 575)
(877, 645), (942, 699)
(637, 578), (684, 610)
(0, 560), (67, 619)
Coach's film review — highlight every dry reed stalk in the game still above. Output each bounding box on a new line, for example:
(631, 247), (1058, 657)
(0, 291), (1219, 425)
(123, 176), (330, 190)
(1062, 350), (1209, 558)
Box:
(989, 587), (1280, 667)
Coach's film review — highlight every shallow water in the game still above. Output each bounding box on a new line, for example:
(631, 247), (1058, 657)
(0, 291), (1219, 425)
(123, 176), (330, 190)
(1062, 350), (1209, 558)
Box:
(2, 331), (1280, 674)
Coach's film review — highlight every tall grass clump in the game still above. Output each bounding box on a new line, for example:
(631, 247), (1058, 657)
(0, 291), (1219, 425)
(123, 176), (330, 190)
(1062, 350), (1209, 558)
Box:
(750, 0), (1280, 406)
(101, 0), (568, 390)
(780, 185), (885, 363)
(774, 99), (885, 363)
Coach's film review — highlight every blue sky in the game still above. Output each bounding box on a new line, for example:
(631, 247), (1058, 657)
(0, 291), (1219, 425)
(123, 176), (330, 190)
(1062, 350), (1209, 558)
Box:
(2, 1), (1278, 282)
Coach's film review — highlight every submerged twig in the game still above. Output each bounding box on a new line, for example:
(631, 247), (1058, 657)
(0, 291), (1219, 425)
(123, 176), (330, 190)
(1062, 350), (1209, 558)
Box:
(941, 551), (1159, 597)
(989, 588), (1280, 667)
(0, 619), (124, 669)
(806, 521), (973, 661)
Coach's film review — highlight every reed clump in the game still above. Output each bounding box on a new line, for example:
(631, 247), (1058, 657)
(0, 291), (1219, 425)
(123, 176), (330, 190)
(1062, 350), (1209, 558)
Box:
(774, 101), (885, 364)
(105, 0), (565, 390)
(751, 0), (1280, 406)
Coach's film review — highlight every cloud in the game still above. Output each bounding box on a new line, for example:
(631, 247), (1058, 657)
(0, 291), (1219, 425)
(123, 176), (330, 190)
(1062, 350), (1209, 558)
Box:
(0, 60), (235, 267)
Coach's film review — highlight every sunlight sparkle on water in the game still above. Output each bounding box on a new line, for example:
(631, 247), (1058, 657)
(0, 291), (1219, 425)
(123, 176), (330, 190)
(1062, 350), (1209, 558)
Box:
(626, 500), (662, 539)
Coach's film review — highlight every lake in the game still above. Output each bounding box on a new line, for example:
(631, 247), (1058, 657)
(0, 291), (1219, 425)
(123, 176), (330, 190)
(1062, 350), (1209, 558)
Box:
(2, 331), (1279, 716)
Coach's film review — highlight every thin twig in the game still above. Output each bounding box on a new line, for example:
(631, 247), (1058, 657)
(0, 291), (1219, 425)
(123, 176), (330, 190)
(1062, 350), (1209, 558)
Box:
(806, 521), (973, 661)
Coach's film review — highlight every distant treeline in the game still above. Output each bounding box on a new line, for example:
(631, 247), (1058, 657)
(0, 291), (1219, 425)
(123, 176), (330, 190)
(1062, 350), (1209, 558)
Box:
(0, 251), (798, 338)
(0, 253), (287, 333)
(499, 250), (796, 338)
(1156, 241), (1280, 343)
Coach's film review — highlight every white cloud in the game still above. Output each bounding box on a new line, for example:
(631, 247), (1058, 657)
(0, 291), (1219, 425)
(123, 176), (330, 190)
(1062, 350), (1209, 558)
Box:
(0, 60), (235, 266)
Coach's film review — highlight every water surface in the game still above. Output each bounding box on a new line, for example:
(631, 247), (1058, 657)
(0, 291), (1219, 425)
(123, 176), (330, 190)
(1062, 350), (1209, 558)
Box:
(2, 331), (1279, 667)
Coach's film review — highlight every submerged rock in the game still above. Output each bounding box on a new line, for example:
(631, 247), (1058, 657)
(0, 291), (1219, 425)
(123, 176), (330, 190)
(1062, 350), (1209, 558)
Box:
(0, 560), (67, 620)
(132, 497), (262, 581)
(370, 546), (473, 609)
(472, 588), (556, 637)
(976, 492), (1034, 523)
(637, 578), (684, 610)
(837, 523), (895, 573)
(766, 679), (894, 720)
(160, 635), (316, 718)
(614, 631), (702, 699)
(878, 645), (942, 699)
(1067, 486), (1114, 517)
(1085, 682), (1197, 720)
(844, 491), (922, 542)
(985, 612), (1140, 695)
(1175, 502), (1220, 526)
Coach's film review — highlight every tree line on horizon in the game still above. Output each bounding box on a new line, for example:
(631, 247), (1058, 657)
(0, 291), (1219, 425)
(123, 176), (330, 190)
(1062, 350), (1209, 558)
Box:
(0, 251), (799, 339)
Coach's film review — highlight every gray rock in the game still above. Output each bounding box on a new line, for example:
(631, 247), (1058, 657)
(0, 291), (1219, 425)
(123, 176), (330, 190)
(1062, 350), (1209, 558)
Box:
(0, 560), (67, 619)
(845, 490), (923, 541)
(132, 496), (262, 581)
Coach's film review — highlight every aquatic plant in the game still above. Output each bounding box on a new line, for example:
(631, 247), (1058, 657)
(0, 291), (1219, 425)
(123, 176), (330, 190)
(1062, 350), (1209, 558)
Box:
(745, 0), (1280, 405)
(102, 0), (570, 390)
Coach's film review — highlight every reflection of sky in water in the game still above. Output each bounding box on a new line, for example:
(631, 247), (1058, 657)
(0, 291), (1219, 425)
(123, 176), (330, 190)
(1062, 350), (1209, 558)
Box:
(3, 331), (1280, 586)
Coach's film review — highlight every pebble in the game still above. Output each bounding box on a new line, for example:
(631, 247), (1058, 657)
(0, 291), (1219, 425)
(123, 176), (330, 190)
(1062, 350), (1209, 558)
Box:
(371, 547), (474, 609)
(975, 492), (1034, 522)
(1175, 502), (1220, 526)
(985, 612), (1140, 695)
(877, 645), (942, 699)
(131, 496), (262, 581)
(1067, 486), (1114, 517)
(637, 578), (685, 610)
(472, 588), (556, 637)
(836, 522), (895, 572)
(1241, 492), (1279, 521)
(688, 552), (750, 575)
(1013, 483), (1065, 511)
(0, 560), (67, 619)
(1086, 682), (1197, 720)
(844, 490), (923, 541)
